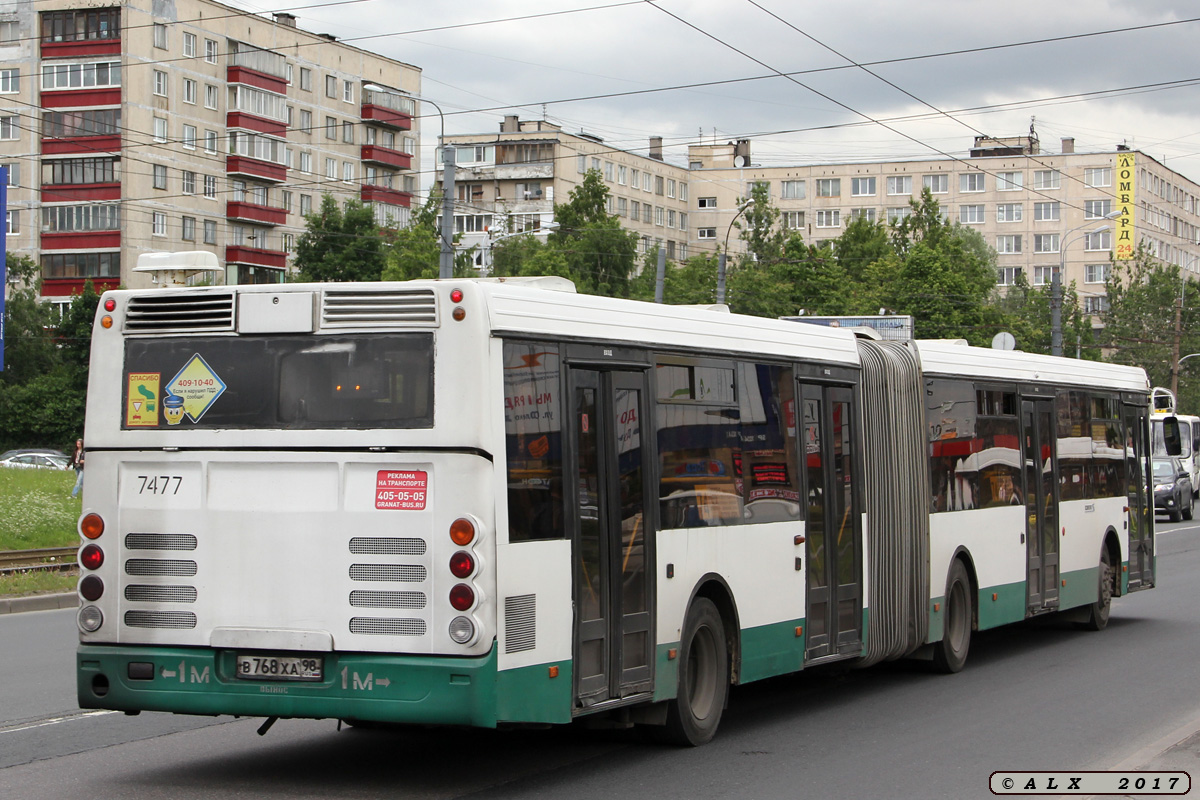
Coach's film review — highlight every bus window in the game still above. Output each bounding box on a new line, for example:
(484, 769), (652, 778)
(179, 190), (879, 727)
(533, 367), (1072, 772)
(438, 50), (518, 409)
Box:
(503, 342), (565, 542)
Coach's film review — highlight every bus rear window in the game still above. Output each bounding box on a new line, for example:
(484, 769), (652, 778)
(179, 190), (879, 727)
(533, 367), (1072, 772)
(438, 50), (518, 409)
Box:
(123, 334), (433, 429)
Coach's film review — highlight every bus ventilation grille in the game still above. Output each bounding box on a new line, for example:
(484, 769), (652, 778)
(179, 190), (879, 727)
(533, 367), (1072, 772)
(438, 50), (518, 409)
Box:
(349, 564), (427, 582)
(504, 594), (536, 654)
(125, 558), (198, 577)
(349, 537), (426, 556)
(124, 610), (197, 629)
(320, 289), (438, 328)
(124, 585), (198, 603)
(125, 533), (198, 551)
(349, 590), (426, 609)
(124, 292), (235, 333)
(349, 617), (426, 636)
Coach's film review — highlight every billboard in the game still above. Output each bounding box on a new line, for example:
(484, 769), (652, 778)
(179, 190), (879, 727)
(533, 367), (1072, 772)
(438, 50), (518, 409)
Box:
(1115, 152), (1135, 261)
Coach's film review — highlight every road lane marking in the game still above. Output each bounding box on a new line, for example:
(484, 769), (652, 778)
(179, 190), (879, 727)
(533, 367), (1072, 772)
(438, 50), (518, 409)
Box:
(0, 710), (118, 735)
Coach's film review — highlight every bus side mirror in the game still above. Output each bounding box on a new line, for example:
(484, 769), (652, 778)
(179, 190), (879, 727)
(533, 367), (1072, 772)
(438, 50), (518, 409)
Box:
(1162, 416), (1183, 456)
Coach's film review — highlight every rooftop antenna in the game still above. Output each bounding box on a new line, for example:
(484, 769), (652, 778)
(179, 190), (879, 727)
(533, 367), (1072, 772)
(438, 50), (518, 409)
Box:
(1029, 116), (1039, 151)
(541, 103), (547, 121)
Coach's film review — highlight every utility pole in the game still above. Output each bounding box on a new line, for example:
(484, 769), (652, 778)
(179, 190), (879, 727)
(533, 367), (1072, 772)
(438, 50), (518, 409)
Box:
(1171, 293), (1183, 397)
(1050, 271), (1063, 357)
(439, 144), (456, 279)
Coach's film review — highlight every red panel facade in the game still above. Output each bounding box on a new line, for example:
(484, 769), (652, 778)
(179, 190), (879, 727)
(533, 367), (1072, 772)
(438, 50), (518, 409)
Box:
(41, 88), (121, 108)
(41, 135), (122, 155)
(226, 67), (288, 95)
(41, 230), (121, 249)
(42, 277), (121, 297)
(226, 112), (287, 138)
(41, 184), (121, 203)
(226, 156), (287, 183)
(360, 145), (412, 170)
(226, 201), (287, 226)
(40, 40), (122, 59)
(225, 245), (287, 269)
(361, 104), (412, 130)
(360, 185), (412, 207)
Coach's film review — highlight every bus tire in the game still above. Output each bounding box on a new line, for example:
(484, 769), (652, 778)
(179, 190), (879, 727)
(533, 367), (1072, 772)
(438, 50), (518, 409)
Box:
(932, 560), (971, 674)
(1079, 547), (1114, 632)
(660, 597), (729, 746)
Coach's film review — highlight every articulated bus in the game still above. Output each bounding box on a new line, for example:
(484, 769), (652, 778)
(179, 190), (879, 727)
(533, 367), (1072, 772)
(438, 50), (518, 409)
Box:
(76, 276), (1155, 745)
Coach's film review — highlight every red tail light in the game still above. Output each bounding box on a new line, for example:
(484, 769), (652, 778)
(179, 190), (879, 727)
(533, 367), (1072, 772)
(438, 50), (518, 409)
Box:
(80, 544), (104, 570)
(449, 551), (475, 579)
(80, 575), (104, 601)
(449, 584), (475, 611)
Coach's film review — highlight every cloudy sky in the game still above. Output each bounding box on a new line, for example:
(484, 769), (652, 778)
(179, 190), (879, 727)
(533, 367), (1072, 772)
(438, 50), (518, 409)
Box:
(229, 0), (1200, 198)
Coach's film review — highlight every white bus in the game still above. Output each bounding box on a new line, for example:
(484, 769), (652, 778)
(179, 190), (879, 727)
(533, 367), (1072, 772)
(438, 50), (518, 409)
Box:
(75, 276), (1155, 745)
(1150, 388), (1200, 497)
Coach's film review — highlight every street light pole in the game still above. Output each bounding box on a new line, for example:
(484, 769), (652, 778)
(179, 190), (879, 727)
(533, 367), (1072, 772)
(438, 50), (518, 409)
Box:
(717, 199), (754, 305)
(363, 84), (454, 278)
(1053, 211), (1120, 357)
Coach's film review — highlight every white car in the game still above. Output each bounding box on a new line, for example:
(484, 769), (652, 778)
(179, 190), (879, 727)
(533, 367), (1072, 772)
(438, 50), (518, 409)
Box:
(0, 453), (71, 470)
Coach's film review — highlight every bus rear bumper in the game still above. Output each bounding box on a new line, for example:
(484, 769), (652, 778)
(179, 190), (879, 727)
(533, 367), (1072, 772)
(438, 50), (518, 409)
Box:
(78, 643), (505, 728)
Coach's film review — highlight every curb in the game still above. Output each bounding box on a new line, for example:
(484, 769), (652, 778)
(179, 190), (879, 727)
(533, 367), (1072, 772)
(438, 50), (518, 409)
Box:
(0, 592), (78, 615)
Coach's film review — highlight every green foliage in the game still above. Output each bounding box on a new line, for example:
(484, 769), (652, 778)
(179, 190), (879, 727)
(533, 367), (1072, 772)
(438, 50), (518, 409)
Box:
(993, 273), (1093, 357)
(381, 190), (480, 281)
(735, 181), (785, 267)
(1101, 244), (1200, 413)
(0, 461), (79, 550)
(294, 195), (387, 282)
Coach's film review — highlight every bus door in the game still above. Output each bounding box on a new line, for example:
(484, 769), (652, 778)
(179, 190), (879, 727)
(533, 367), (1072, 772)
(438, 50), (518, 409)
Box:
(569, 366), (654, 707)
(1124, 403), (1154, 589)
(1021, 398), (1060, 612)
(800, 382), (863, 662)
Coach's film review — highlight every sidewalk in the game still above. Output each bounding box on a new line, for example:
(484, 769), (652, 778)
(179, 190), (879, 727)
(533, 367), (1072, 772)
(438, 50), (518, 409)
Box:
(0, 592), (77, 615)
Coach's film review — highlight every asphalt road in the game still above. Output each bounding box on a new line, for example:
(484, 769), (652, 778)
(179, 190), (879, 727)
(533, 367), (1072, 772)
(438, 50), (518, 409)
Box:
(3, 519), (1199, 800)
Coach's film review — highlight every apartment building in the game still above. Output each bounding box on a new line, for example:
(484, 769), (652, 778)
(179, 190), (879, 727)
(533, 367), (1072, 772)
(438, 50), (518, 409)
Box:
(444, 117), (692, 270)
(0, 0), (420, 298)
(688, 134), (1200, 315)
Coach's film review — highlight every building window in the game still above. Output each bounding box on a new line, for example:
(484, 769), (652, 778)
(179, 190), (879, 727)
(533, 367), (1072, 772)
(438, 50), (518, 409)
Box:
(1085, 230), (1112, 251)
(603, 161), (613, 181)
(182, 171), (195, 194)
(299, 68), (311, 91)
(997, 266), (1023, 286)
(997, 171), (1022, 191)
(1032, 265), (1060, 286)
(205, 84), (218, 110)
(325, 116), (337, 139)
(204, 174), (216, 198)
(1085, 167), (1112, 188)
(643, 204), (653, 224)
(698, 227), (716, 239)
(343, 161), (353, 182)
(656, 176), (666, 196)
(1034, 201), (1060, 221)
(152, 164), (167, 190)
(342, 121), (353, 143)
(153, 70), (168, 97)
(182, 216), (195, 241)
(886, 207), (911, 224)
(996, 203), (1022, 223)
(679, 212), (687, 231)
(41, 61), (122, 90)
(0, 115), (18, 141)
(42, 252), (121, 279)
(183, 78), (196, 104)
(41, 203), (119, 232)
(630, 201), (640, 220)
(3, 162), (20, 186)
(1084, 295), (1109, 314)
(298, 109), (311, 136)
(667, 209), (676, 228)
(152, 211), (166, 236)
(326, 75), (337, 97)
(42, 157), (118, 186)
(153, 117), (167, 142)
(618, 165), (627, 185)
(996, 235), (1022, 254)
(654, 206), (664, 226)
(630, 169), (639, 189)
(5, 209), (17, 234)
(923, 174), (948, 193)
(182, 124), (196, 149)
(576, 154), (586, 174)
(153, 23), (167, 49)
(783, 211), (805, 228)
(851, 177), (875, 197)
(203, 220), (217, 244)
(816, 178), (840, 197)
(698, 197), (716, 209)
(1033, 169), (1061, 189)
(886, 175), (912, 195)
(0, 68), (19, 94)
(300, 194), (312, 215)
(667, 178), (676, 198)
(0, 20), (17, 44)
(325, 158), (336, 179)
(183, 32), (196, 57)
(1083, 263), (1108, 284)
(40, 10), (121, 43)
(299, 151), (311, 173)
(1034, 233), (1060, 253)
(343, 80), (353, 103)
(782, 180), (806, 200)
(959, 204), (985, 224)
(815, 209), (840, 227)
(616, 197), (627, 216)
(205, 39), (218, 63)
(850, 208), (875, 223)
(1085, 199), (1113, 219)
(205, 130), (217, 153)
(283, 233), (295, 252)
(960, 173), (985, 192)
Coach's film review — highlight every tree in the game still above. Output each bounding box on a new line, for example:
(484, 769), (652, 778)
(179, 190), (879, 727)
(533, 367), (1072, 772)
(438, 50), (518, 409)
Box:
(734, 181), (785, 267)
(550, 170), (638, 296)
(834, 215), (891, 284)
(1101, 245), (1200, 413)
(993, 273), (1093, 358)
(294, 195), (387, 282)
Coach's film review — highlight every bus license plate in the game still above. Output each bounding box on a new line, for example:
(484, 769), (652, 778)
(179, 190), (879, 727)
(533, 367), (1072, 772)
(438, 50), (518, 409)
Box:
(236, 654), (323, 682)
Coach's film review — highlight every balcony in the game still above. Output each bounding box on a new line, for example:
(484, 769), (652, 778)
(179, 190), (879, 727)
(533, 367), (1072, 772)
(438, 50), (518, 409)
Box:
(361, 104), (412, 131)
(360, 144), (412, 170)
(227, 112), (287, 138)
(360, 185), (412, 207)
(41, 183), (121, 203)
(41, 38), (121, 60)
(226, 44), (288, 94)
(225, 245), (287, 270)
(41, 88), (122, 108)
(41, 230), (121, 250)
(226, 156), (287, 184)
(226, 201), (287, 226)
(42, 135), (121, 156)
(43, 277), (120, 297)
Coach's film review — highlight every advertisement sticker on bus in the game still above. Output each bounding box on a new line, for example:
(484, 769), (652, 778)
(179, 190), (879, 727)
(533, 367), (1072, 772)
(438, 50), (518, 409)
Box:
(164, 354), (227, 424)
(126, 373), (160, 427)
(376, 470), (428, 510)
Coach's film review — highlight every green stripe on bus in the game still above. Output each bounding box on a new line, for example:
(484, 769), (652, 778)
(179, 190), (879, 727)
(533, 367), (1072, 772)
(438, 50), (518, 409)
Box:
(976, 581), (1027, 630)
(1059, 565), (1101, 610)
(654, 642), (679, 702)
(79, 643), (516, 728)
(738, 618), (806, 684)
(496, 658), (572, 724)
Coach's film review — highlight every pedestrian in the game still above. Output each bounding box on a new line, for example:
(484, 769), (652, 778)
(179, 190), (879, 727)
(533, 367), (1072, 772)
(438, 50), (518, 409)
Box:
(69, 438), (85, 499)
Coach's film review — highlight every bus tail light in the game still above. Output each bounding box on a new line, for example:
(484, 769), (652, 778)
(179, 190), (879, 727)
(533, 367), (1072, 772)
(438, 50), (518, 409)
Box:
(449, 584), (475, 611)
(80, 513), (105, 539)
(80, 544), (104, 570)
(80, 575), (104, 601)
(450, 518), (475, 546)
(103, 298), (116, 312)
(449, 616), (475, 644)
(449, 551), (474, 579)
(78, 605), (103, 633)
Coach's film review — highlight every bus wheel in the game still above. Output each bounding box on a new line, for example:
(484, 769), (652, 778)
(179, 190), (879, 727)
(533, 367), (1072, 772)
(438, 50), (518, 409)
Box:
(661, 597), (729, 746)
(1079, 548), (1114, 632)
(933, 560), (971, 674)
